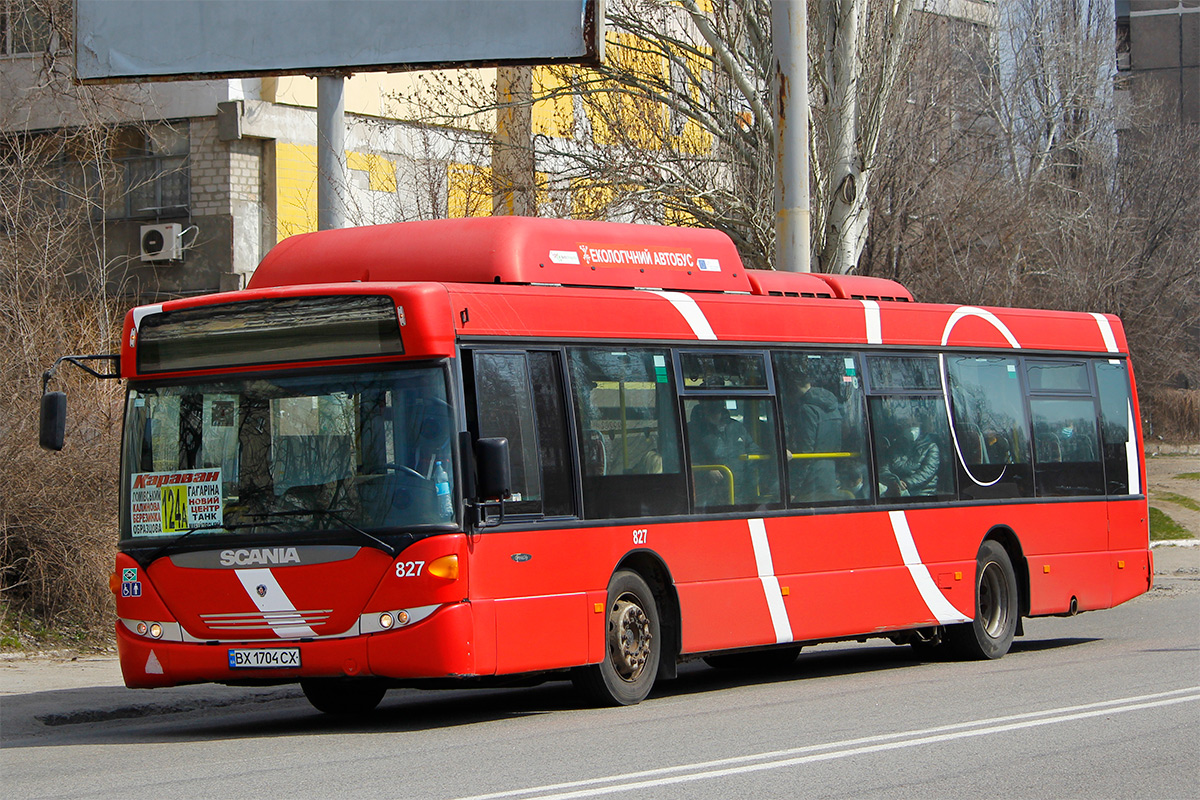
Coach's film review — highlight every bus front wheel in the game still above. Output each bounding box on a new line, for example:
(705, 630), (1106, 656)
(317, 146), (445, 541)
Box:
(572, 570), (661, 706)
(948, 540), (1019, 660)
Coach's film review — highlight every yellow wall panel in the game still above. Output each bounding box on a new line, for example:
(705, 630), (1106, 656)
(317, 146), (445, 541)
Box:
(533, 67), (575, 139)
(275, 143), (317, 238)
(571, 178), (617, 219)
(448, 163), (493, 218)
(587, 32), (668, 149)
(347, 152), (398, 193)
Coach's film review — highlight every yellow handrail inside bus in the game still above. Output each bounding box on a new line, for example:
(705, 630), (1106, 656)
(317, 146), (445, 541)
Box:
(788, 451), (859, 460)
(690, 464), (735, 504)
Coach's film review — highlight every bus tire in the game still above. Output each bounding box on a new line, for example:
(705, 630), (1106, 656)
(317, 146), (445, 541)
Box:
(572, 570), (661, 706)
(301, 678), (387, 715)
(948, 540), (1019, 660)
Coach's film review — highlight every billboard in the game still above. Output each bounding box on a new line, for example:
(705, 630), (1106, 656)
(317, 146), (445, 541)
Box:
(76, 0), (604, 83)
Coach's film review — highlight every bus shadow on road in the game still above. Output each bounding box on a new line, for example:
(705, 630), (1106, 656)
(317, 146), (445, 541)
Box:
(657, 634), (1102, 700)
(2, 635), (1103, 748)
(1009, 636), (1099, 654)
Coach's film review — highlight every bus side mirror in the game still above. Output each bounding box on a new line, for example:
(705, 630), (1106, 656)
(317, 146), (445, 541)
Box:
(475, 437), (511, 501)
(40, 391), (67, 451)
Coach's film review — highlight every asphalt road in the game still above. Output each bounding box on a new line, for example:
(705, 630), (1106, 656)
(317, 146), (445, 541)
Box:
(3, 548), (1198, 800)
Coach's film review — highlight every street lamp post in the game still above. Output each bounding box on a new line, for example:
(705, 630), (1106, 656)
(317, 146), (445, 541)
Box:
(772, 0), (811, 272)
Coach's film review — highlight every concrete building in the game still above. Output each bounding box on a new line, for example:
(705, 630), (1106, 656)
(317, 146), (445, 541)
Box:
(1, 1), (495, 299)
(2, 0), (1005, 302)
(1116, 1), (1200, 125)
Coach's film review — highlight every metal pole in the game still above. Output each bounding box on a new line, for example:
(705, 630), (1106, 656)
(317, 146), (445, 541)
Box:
(317, 75), (347, 230)
(493, 66), (536, 216)
(772, 0), (811, 272)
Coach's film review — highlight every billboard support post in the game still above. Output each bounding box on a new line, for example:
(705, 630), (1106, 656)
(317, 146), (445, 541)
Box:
(317, 76), (347, 231)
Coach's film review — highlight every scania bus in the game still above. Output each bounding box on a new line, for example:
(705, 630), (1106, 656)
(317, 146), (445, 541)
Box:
(40, 217), (1151, 713)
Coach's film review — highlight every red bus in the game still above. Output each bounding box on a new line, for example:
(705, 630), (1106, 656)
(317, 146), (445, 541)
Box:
(41, 217), (1151, 713)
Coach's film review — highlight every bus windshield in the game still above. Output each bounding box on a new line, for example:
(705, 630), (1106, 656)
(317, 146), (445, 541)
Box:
(120, 365), (456, 543)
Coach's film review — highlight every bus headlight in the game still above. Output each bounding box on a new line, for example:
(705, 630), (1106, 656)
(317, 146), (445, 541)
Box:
(379, 613), (394, 629)
(149, 623), (163, 639)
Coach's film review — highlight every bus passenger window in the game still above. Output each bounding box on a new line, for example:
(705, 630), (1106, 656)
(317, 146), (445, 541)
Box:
(865, 355), (955, 503)
(946, 356), (1033, 500)
(773, 351), (870, 505)
(567, 348), (687, 519)
(685, 397), (781, 510)
(1095, 361), (1139, 495)
(1030, 398), (1104, 496)
(870, 397), (954, 500)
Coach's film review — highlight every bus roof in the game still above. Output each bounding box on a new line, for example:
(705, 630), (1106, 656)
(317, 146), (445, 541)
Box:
(121, 219), (1126, 380)
(248, 217), (911, 300)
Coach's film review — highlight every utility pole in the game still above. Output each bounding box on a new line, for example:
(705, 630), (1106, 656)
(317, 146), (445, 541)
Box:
(317, 75), (347, 230)
(772, 0), (811, 272)
(494, 66), (537, 216)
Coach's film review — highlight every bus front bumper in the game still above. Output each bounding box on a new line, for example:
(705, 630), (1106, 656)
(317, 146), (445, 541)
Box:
(116, 601), (479, 688)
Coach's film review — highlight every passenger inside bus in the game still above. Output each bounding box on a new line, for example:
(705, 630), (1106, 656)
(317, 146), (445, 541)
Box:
(688, 400), (764, 506)
(784, 370), (844, 502)
(878, 413), (942, 497)
(838, 461), (870, 500)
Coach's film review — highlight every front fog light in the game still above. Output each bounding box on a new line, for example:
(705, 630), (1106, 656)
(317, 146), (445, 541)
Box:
(379, 613), (394, 629)
(149, 623), (163, 639)
(136, 622), (148, 636)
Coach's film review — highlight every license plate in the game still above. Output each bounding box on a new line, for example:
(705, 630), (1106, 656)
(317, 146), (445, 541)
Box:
(228, 648), (301, 669)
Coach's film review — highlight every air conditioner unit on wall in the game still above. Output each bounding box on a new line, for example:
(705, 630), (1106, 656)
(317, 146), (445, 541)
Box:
(140, 223), (183, 262)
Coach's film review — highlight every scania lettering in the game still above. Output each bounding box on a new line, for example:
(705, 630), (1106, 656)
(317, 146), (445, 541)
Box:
(38, 217), (1151, 715)
(220, 548), (302, 567)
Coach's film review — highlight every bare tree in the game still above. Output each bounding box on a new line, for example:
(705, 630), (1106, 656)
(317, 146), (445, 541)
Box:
(0, 0), (159, 638)
(864, 1), (1199, 396)
(389, 0), (920, 272)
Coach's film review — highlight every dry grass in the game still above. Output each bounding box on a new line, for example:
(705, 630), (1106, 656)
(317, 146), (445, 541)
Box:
(1143, 389), (1200, 443)
(1, 214), (125, 644)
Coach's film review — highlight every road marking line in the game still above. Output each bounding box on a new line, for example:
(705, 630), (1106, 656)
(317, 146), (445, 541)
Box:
(449, 686), (1200, 800)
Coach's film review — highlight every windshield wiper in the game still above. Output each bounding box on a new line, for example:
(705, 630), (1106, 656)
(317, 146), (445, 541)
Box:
(252, 508), (399, 557)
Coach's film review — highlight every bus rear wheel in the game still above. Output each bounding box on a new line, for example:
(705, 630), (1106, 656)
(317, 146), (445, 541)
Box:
(572, 570), (661, 706)
(948, 540), (1019, 660)
(301, 678), (387, 715)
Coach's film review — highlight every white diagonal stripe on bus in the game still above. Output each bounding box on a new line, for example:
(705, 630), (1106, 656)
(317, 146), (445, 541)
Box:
(860, 299), (882, 344)
(887, 511), (971, 625)
(1125, 401), (1141, 494)
(643, 290), (717, 340)
(1089, 312), (1119, 353)
(234, 568), (318, 638)
(940, 306), (1020, 348)
(749, 518), (793, 644)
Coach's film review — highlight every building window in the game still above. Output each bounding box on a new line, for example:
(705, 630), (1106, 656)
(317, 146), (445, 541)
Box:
(1, 1), (55, 55)
(0, 122), (189, 229)
(99, 123), (190, 220)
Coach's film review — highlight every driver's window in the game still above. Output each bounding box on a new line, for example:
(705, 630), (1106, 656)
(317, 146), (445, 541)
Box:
(472, 352), (544, 516)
